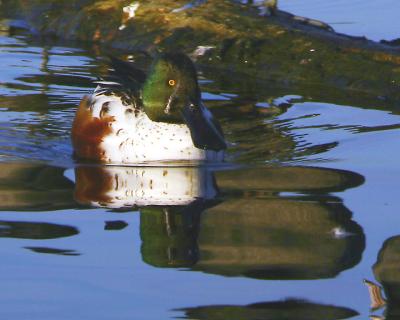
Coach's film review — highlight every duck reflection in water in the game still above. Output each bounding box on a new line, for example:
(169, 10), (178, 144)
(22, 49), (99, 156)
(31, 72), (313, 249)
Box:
(74, 165), (219, 267)
(74, 165), (218, 208)
(74, 165), (366, 278)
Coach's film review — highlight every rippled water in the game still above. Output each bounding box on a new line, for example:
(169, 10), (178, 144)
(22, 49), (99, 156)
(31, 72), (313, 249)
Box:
(1, 25), (400, 320)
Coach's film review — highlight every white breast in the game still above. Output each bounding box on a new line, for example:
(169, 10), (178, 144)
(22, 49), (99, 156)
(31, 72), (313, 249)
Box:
(90, 93), (224, 164)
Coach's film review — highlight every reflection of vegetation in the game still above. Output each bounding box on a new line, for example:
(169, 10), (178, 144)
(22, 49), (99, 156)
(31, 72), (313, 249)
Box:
(223, 110), (297, 163)
(140, 202), (211, 268)
(205, 97), (345, 163)
(0, 163), (75, 211)
(141, 166), (365, 280)
(176, 299), (359, 320)
(372, 236), (400, 319)
(24, 247), (80, 255)
(0, 220), (78, 239)
(216, 166), (364, 193)
(0, 94), (51, 112)
(195, 197), (364, 279)
(104, 220), (128, 231)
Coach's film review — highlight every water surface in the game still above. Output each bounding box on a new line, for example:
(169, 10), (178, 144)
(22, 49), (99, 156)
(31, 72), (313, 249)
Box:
(280, 0), (400, 41)
(1, 24), (400, 320)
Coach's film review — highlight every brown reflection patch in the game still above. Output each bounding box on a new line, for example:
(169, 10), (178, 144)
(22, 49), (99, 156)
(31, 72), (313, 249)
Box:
(74, 166), (113, 205)
(71, 96), (114, 162)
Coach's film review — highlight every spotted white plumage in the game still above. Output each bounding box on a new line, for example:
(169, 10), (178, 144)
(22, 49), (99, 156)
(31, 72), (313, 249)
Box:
(88, 91), (224, 163)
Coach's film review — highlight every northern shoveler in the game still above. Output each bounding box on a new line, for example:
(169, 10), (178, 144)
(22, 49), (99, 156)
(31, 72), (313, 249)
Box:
(72, 53), (226, 164)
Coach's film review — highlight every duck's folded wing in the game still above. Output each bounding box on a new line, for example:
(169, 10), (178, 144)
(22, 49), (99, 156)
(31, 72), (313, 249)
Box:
(94, 56), (146, 98)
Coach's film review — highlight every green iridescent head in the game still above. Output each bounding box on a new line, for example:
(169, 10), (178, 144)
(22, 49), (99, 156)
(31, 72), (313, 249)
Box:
(142, 52), (226, 151)
(142, 53), (201, 124)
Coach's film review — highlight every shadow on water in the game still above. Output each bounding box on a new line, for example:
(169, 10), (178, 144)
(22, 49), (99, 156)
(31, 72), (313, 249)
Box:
(175, 299), (359, 320)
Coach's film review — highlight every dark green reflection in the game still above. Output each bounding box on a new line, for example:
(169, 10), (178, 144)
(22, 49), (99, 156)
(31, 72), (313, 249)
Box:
(176, 299), (359, 320)
(104, 220), (128, 231)
(0, 163), (75, 211)
(371, 236), (400, 319)
(141, 166), (365, 279)
(0, 220), (78, 239)
(140, 205), (202, 268)
(24, 247), (80, 256)
(216, 166), (364, 194)
(194, 198), (364, 279)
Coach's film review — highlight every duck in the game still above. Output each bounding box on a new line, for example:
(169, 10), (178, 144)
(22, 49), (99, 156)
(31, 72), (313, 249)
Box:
(71, 53), (226, 164)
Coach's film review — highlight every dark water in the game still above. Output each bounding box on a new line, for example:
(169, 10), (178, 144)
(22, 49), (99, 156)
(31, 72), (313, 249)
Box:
(1, 22), (400, 320)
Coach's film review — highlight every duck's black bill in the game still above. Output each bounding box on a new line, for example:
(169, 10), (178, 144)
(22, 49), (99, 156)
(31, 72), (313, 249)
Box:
(182, 102), (227, 152)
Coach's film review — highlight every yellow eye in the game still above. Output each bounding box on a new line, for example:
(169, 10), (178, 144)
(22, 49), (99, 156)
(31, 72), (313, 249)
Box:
(168, 79), (176, 86)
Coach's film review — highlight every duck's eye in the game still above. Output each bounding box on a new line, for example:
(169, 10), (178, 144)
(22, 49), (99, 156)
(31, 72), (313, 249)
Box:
(168, 79), (176, 86)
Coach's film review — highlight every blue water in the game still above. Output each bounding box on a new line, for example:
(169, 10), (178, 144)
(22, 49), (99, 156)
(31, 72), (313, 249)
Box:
(280, 0), (400, 41)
